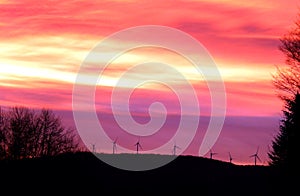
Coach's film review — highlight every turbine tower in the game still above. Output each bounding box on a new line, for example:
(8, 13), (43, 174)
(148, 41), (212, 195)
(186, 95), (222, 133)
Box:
(172, 143), (181, 156)
(134, 139), (142, 154)
(250, 147), (261, 166)
(229, 152), (233, 163)
(91, 143), (96, 153)
(209, 149), (217, 159)
(112, 137), (118, 154)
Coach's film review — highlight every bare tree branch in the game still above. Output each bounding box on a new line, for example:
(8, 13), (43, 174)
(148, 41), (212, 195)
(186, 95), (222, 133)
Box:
(0, 107), (79, 160)
(274, 18), (300, 100)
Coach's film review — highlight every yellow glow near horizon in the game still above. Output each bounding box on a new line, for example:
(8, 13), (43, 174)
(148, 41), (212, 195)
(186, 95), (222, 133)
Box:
(0, 62), (75, 85)
(0, 35), (275, 91)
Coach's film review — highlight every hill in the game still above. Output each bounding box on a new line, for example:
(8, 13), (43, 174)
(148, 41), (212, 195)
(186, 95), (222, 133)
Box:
(0, 152), (286, 195)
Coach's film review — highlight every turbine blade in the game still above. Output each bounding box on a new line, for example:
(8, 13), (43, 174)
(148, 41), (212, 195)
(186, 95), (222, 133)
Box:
(257, 155), (261, 162)
(256, 146), (259, 154)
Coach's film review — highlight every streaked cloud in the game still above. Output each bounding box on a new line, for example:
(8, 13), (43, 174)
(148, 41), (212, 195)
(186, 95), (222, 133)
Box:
(0, 0), (298, 163)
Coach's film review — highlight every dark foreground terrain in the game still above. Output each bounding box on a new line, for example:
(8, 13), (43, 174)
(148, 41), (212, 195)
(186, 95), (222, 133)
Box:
(0, 152), (288, 195)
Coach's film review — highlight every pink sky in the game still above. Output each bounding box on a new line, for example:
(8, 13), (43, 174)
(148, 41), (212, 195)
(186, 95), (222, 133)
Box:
(0, 0), (299, 165)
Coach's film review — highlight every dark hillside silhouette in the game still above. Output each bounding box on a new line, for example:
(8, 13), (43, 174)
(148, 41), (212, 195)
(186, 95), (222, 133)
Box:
(0, 152), (286, 195)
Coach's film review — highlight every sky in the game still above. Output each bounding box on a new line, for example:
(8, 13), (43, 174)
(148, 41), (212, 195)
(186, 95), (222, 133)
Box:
(0, 0), (299, 165)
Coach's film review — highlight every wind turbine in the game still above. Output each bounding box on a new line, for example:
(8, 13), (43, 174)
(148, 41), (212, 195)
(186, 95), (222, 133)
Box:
(209, 149), (217, 159)
(112, 137), (118, 154)
(228, 152), (233, 163)
(250, 147), (261, 166)
(172, 142), (181, 156)
(134, 138), (142, 154)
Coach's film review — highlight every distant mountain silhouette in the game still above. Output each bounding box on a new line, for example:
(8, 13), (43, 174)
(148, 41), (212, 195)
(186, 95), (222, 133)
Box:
(0, 152), (286, 195)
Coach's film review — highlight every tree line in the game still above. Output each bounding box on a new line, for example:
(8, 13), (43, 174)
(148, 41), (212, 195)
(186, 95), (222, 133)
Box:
(0, 107), (79, 160)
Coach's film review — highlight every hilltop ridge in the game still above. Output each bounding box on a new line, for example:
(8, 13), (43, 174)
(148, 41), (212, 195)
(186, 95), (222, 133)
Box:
(0, 152), (285, 195)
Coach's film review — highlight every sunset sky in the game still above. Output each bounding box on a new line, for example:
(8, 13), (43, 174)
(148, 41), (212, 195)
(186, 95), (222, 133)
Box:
(0, 0), (299, 165)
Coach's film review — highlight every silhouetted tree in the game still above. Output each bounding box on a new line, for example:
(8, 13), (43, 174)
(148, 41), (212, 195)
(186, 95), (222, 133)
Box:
(268, 93), (300, 169)
(273, 18), (300, 101)
(270, 15), (300, 170)
(0, 107), (9, 159)
(36, 109), (79, 157)
(0, 106), (78, 160)
(8, 107), (30, 159)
